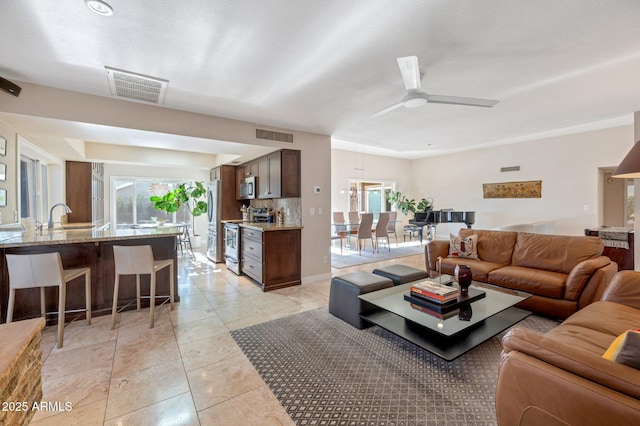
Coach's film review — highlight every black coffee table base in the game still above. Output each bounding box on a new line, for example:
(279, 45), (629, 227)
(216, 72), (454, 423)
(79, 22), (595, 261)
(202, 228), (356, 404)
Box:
(360, 307), (531, 361)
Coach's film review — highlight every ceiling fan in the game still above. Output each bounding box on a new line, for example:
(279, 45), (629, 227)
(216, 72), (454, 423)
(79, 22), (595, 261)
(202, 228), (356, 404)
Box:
(366, 56), (499, 121)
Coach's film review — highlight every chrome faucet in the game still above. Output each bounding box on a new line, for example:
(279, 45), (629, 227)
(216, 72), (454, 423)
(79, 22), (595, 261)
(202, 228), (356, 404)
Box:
(48, 203), (72, 229)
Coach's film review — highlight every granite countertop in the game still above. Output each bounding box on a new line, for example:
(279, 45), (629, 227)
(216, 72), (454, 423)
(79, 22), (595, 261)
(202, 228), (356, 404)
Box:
(0, 226), (181, 248)
(238, 222), (303, 231)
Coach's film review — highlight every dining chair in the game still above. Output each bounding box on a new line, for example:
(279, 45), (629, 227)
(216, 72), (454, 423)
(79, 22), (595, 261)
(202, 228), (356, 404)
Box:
(387, 211), (398, 245)
(111, 245), (174, 329)
(374, 212), (391, 252)
(331, 212), (348, 254)
(6, 252), (92, 349)
(352, 213), (374, 255)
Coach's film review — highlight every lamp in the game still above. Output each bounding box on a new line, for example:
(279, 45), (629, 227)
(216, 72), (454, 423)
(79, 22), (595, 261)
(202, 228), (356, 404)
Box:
(612, 141), (640, 178)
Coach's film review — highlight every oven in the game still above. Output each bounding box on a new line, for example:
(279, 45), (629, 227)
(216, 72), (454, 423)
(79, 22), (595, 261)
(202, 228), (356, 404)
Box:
(224, 222), (241, 275)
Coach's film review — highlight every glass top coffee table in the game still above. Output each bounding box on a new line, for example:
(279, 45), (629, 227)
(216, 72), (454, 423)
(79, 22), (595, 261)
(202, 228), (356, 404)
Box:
(359, 277), (531, 361)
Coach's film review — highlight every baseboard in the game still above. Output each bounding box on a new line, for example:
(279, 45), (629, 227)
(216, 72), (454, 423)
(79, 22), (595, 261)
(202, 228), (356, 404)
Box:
(302, 272), (332, 284)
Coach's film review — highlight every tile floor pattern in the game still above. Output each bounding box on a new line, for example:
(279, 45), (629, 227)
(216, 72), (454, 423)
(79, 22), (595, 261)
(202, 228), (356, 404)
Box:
(28, 247), (427, 425)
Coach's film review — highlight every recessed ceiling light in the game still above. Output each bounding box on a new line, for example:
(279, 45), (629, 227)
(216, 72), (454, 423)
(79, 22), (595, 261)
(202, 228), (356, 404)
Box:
(85, 0), (113, 16)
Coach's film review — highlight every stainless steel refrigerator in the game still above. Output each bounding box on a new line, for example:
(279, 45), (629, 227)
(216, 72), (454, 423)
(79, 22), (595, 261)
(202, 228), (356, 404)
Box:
(206, 180), (223, 262)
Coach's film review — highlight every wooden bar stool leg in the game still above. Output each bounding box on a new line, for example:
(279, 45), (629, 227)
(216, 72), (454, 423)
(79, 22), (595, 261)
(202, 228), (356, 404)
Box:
(58, 282), (66, 348)
(40, 287), (46, 318)
(6, 289), (15, 323)
(136, 274), (141, 311)
(169, 262), (175, 311)
(111, 275), (120, 330)
(149, 273), (156, 328)
(85, 271), (92, 325)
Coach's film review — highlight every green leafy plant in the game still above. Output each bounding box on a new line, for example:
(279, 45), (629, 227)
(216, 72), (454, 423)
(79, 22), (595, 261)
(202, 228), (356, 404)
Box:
(388, 191), (416, 215)
(150, 181), (208, 217)
(388, 191), (433, 215)
(416, 197), (434, 212)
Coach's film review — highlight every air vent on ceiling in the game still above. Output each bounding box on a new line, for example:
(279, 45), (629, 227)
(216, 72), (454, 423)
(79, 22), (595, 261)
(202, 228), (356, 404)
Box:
(105, 66), (168, 104)
(500, 166), (521, 173)
(256, 128), (294, 143)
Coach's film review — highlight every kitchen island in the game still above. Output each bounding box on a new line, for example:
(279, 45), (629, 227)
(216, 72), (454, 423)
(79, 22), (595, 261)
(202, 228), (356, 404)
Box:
(0, 226), (179, 324)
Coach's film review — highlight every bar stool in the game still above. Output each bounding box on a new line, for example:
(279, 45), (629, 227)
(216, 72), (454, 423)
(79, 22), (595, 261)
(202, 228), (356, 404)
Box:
(111, 245), (174, 329)
(6, 253), (92, 349)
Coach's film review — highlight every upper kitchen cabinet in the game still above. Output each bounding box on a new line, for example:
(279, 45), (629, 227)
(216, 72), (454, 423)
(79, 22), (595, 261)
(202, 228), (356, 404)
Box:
(65, 161), (104, 223)
(257, 149), (300, 199)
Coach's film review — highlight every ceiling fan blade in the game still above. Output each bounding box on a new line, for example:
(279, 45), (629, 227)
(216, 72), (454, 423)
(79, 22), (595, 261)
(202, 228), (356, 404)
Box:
(426, 94), (499, 108)
(397, 56), (421, 91)
(360, 101), (404, 122)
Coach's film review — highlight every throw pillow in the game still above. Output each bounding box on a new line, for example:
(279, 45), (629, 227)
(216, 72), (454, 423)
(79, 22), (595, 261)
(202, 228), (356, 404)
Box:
(448, 234), (479, 259)
(603, 329), (640, 369)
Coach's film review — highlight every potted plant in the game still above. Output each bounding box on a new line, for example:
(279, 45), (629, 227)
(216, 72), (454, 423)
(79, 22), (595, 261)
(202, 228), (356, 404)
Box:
(414, 197), (434, 221)
(388, 191), (416, 216)
(149, 181), (208, 244)
(389, 191), (433, 220)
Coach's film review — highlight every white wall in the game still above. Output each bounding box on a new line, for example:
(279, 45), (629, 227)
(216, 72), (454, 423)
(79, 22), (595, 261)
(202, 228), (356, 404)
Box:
(412, 125), (635, 236)
(0, 120), (19, 224)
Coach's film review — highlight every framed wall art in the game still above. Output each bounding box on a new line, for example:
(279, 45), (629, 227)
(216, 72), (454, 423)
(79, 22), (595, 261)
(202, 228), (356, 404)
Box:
(482, 180), (542, 199)
(0, 162), (5, 181)
(0, 136), (5, 156)
(0, 189), (6, 207)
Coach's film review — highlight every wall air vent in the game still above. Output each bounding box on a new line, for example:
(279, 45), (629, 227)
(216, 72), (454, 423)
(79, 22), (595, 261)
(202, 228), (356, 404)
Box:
(105, 66), (168, 104)
(500, 166), (521, 173)
(256, 128), (294, 143)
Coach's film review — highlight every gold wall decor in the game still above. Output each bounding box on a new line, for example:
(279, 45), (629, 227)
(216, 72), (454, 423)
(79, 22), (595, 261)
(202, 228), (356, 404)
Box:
(482, 180), (542, 199)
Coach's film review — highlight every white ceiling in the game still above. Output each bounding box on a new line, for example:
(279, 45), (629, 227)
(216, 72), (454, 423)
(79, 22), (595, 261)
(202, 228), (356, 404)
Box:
(1, 0), (639, 164)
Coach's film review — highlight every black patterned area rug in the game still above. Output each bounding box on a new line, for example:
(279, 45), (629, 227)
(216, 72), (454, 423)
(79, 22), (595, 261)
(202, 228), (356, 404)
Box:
(231, 307), (559, 426)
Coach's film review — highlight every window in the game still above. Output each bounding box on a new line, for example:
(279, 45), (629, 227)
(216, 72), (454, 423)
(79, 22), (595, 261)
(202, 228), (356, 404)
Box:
(114, 178), (192, 227)
(348, 179), (394, 219)
(19, 156), (48, 223)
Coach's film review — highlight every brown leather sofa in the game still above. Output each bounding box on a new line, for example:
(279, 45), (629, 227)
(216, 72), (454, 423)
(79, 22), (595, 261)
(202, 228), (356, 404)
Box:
(425, 229), (617, 318)
(496, 270), (640, 425)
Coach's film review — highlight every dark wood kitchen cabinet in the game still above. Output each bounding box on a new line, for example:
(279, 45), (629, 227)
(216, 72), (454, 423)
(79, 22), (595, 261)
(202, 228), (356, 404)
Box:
(256, 149), (300, 199)
(65, 161), (104, 223)
(240, 226), (301, 291)
(258, 151), (281, 198)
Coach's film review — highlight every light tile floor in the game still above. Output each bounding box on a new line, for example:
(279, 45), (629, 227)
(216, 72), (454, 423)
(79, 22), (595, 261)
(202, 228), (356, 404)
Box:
(29, 245), (426, 426)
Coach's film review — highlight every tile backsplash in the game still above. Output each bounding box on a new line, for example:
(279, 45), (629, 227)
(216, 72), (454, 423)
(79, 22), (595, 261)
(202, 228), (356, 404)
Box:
(250, 198), (301, 225)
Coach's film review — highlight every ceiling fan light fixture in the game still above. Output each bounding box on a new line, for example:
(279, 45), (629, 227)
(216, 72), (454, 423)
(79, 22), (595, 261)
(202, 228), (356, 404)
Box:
(403, 90), (428, 108)
(85, 0), (113, 16)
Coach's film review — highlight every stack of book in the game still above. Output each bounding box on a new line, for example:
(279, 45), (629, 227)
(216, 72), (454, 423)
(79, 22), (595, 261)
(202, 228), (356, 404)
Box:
(409, 280), (459, 304)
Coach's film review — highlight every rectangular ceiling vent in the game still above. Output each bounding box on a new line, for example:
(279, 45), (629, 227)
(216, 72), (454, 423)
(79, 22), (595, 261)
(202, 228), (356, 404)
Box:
(256, 128), (294, 143)
(105, 66), (168, 104)
(500, 166), (521, 173)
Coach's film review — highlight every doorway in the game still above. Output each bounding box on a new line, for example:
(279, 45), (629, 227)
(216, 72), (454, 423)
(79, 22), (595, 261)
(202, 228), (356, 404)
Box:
(602, 170), (634, 227)
(348, 179), (394, 218)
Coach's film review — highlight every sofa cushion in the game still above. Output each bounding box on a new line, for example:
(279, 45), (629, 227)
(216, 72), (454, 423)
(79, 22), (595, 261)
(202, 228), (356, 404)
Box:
(489, 265), (566, 299)
(547, 301), (640, 355)
(441, 257), (505, 282)
(448, 233), (478, 259)
(511, 233), (603, 274)
(459, 229), (517, 265)
(603, 330), (640, 369)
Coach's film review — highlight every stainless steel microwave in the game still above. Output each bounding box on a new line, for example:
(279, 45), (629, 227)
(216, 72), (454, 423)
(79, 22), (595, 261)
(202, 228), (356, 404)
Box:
(241, 175), (256, 199)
